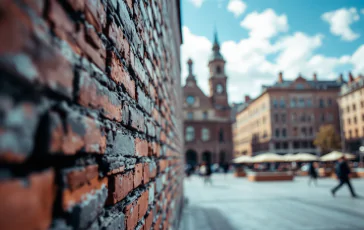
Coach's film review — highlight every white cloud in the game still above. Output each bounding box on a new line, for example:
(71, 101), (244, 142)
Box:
(361, 9), (364, 15)
(274, 32), (324, 77)
(322, 8), (360, 41)
(240, 9), (288, 39)
(181, 17), (363, 103)
(227, 0), (247, 17)
(189, 0), (205, 8)
(351, 45), (364, 73)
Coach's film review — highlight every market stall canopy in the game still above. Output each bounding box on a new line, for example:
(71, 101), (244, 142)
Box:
(320, 151), (356, 161)
(252, 153), (285, 163)
(232, 155), (253, 163)
(283, 154), (296, 162)
(294, 153), (319, 162)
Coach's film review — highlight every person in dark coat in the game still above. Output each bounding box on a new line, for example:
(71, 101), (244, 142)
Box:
(308, 162), (318, 186)
(331, 156), (357, 198)
(200, 162), (212, 185)
(223, 163), (229, 178)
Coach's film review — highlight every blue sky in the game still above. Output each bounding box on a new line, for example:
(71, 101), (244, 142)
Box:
(180, 0), (364, 102)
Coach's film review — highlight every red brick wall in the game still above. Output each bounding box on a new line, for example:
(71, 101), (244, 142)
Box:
(0, 0), (184, 229)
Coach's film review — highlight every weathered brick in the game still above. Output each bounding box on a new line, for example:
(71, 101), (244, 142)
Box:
(138, 190), (149, 218)
(108, 130), (135, 156)
(84, 0), (106, 32)
(0, 99), (39, 163)
(124, 200), (139, 230)
(143, 211), (153, 230)
(78, 72), (122, 122)
(68, 184), (108, 229)
(48, 111), (106, 155)
(134, 163), (143, 188)
(0, 170), (55, 230)
(137, 86), (152, 114)
(63, 165), (99, 190)
(99, 211), (125, 230)
(107, 171), (133, 205)
(110, 52), (135, 99)
(158, 160), (168, 173)
(129, 106), (145, 132)
(135, 138), (148, 156)
(62, 176), (107, 211)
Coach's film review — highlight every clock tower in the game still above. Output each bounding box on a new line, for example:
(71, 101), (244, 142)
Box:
(208, 30), (229, 110)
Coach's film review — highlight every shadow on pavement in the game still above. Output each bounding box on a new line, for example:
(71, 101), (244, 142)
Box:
(179, 204), (237, 230)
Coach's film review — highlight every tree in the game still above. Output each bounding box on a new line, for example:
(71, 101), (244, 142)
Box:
(314, 125), (341, 154)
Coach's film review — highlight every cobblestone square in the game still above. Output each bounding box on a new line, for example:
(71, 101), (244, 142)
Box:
(180, 174), (364, 230)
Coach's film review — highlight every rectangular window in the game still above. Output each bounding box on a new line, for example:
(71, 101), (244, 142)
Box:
(293, 141), (299, 149)
(275, 142), (281, 149)
(273, 99), (278, 109)
(320, 114), (325, 122)
(309, 127), (313, 136)
(353, 104), (356, 111)
(347, 106), (350, 113)
(203, 111), (208, 119)
(281, 114), (286, 123)
(282, 142), (288, 149)
(306, 99), (312, 107)
(282, 128), (287, 137)
(280, 99), (285, 108)
(274, 114), (279, 123)
(301, 141), (308, 148)
(293, 127), (298, 136)
(275, 129), (280, 137)
(354, 116), (357, 124)
(355, 129), (358, 137)
(301, 114), (306, 122)
(187, 112), (193, 120)
(298, 98), (305, 107)
(348, 118), (351, 125)
(319, 99), (325, 108)
(292, 113), (297, 122)
(327, 98), (332, 106)
(301, 127), (307, 136)
(290, 98), (296, 108)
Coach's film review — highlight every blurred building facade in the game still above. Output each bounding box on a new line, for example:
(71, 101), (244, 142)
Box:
(338, 73), (364, 153)
(233, 73), (344, 156)
(183, 32), (233, 166)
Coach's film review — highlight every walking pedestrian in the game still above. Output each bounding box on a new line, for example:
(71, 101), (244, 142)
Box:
(185, 164), (192, 179)
(308, 162), (318, 186)
(331, 156), (357, 198)
(205, 162), (213, 185)
(223, 163), (229, 178)
(199, 162), (212, 185)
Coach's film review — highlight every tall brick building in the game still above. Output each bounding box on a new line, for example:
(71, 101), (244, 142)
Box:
(233, 73), (344, 156)
(338, 73), (364, 153)
(0, 0), (184, 229)
(183, 33), (233, 166)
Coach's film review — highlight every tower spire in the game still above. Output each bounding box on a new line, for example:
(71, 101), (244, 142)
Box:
(209, 27), (224, 62)
(213, 25), (219, 45)
(186, 58), (196, 83)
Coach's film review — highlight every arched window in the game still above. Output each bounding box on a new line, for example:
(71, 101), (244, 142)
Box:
(201, 128), (210, 141)
(185, 126), (195, 142)
(216, 66), (222, 74)
(219, 128), (224, 143)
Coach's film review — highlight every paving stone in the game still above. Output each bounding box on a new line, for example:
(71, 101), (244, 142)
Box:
(180, 174), (364, 230)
